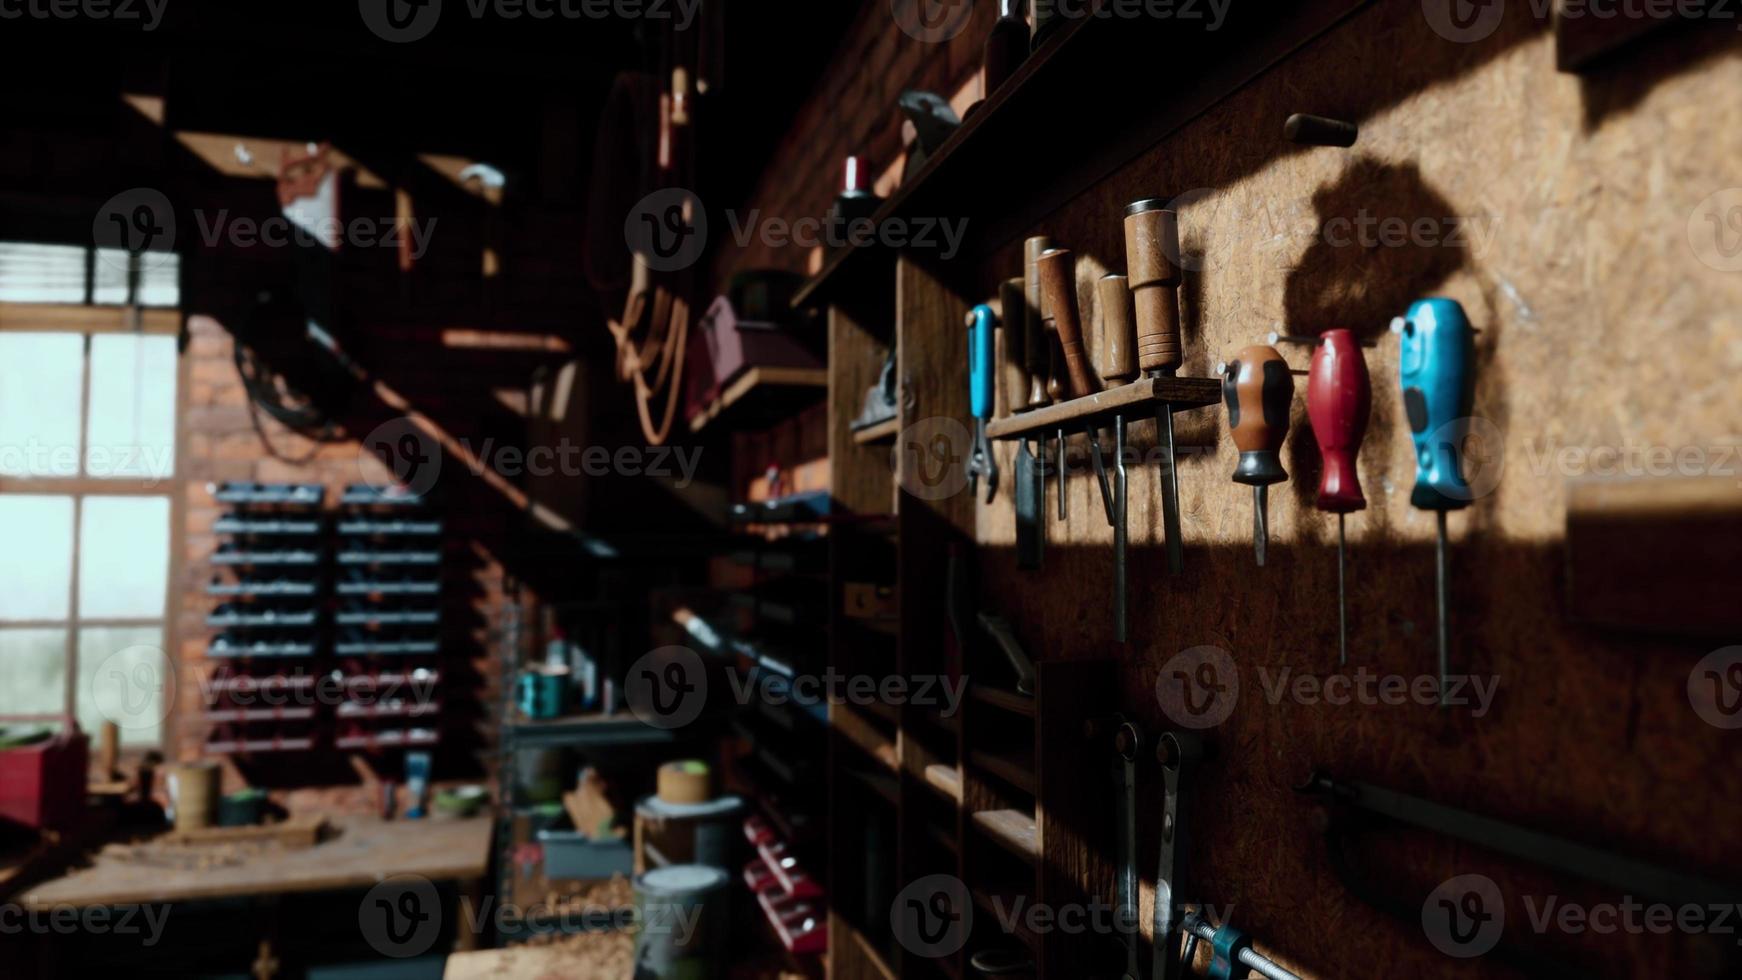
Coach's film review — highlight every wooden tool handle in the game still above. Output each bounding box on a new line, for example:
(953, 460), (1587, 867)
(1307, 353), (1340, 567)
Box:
(1223, 344), (1293, 486)
(1000, 277), (1030, 414)
(1024, 236), (1052, 407)
(1097, 275), (1137, 384)
(1037, 248), (1097, 399)
(1123, 200), (1183, 374)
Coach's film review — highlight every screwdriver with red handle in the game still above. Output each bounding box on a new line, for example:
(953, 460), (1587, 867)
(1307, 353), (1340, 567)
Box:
(1223, 345), (1293, 566)
(1306, 329), (1371, 667)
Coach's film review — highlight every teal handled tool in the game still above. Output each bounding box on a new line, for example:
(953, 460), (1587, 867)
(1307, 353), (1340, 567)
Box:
(1393, 298), (1477, 706)
(968, 304), (999, 503)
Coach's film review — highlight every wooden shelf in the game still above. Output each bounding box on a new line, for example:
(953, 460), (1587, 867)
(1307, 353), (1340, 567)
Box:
(843, 765), (899, 806)
(850, 416), (900, 445)
(972, 808), (1039, 864)
(924, 763), (963, 804)
(969, 684), (1035, 717)
(687, 365), (827, 434)
(968, 749), (1037, 796)
(792, 0), (1371, 309)
(985, 376), (1222, 442)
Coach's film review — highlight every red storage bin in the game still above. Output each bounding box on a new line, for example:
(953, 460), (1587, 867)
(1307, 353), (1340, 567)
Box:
(0, 725), (89, 831)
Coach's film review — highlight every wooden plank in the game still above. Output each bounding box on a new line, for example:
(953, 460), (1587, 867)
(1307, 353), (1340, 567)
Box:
(968, 749), (1037, 796)
(686, 365), (827, 434)
(158, 814), (328, 848)
(0, 303), (179, 335)
(20, 816), (492, 907)
(970, 684), (1036, 718)
(792, 0), (1373, 308)
(971, 808), (1039, 864)
(985, 376), (1222, 441)
(851, 416), (900, 446)
(1566, 476), (1742, 636)
(924, 763), (963, 804)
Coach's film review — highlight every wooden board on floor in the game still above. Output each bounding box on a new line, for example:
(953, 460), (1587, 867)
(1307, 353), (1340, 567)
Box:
(19, 816), (492, 907)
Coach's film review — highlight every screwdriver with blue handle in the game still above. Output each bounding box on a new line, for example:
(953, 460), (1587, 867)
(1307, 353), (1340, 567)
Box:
(1392, 298), (1476, 707)
(967, 303), (999, 503)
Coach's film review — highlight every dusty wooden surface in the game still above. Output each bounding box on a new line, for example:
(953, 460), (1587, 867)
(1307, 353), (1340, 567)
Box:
(943, 6), (1742, 979)
(20, 816), (491, 907)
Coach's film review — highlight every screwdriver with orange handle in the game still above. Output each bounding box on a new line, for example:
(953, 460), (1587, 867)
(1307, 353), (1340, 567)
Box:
(1305, 329), (1371, 666)
(1222, 345), (1293, 566)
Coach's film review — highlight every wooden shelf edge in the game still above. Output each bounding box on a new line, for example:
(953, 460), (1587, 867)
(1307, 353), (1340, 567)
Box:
(851, 416), (901, 445)
(971, 808), (1039, 865)
(687, 365), (828, 434)
(790, 14), (1101, 309)
(986, 377), (1221, 441)
(923, 763), (963, 804)
(967, 749), (1038, 796)
(969, 684), (1036, 718)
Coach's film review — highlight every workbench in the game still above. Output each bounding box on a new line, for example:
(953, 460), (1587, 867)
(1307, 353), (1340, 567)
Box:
(20, 815), (491, 907)
(17, 816), (492, 979)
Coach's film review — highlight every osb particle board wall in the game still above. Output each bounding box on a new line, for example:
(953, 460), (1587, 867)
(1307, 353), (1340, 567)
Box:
(958, 7), (1742, 979)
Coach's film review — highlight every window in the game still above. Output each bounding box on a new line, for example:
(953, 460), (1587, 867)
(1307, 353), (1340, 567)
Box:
(0, 317), (180, 746)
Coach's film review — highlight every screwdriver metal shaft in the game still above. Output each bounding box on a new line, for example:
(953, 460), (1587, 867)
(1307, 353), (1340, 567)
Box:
(1159, 402), (1183, 574)
(1436, 510), (1450, 707)
(1254, 486), (1269, 567)
(1114, 418), (1127, 641)
(1337, 514), (1348, 667)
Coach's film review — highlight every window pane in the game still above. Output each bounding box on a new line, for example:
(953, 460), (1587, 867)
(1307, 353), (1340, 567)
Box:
(0, 242), (87, 304)
(77, 627), (165, 746)
(79, 496), (171, 619)
(86, 334), (177, 481)
(0, 333), (84, 478)
(0, 496), (73, 620)
(0, 628), (68, 717)
(92, 248), (180, 308)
